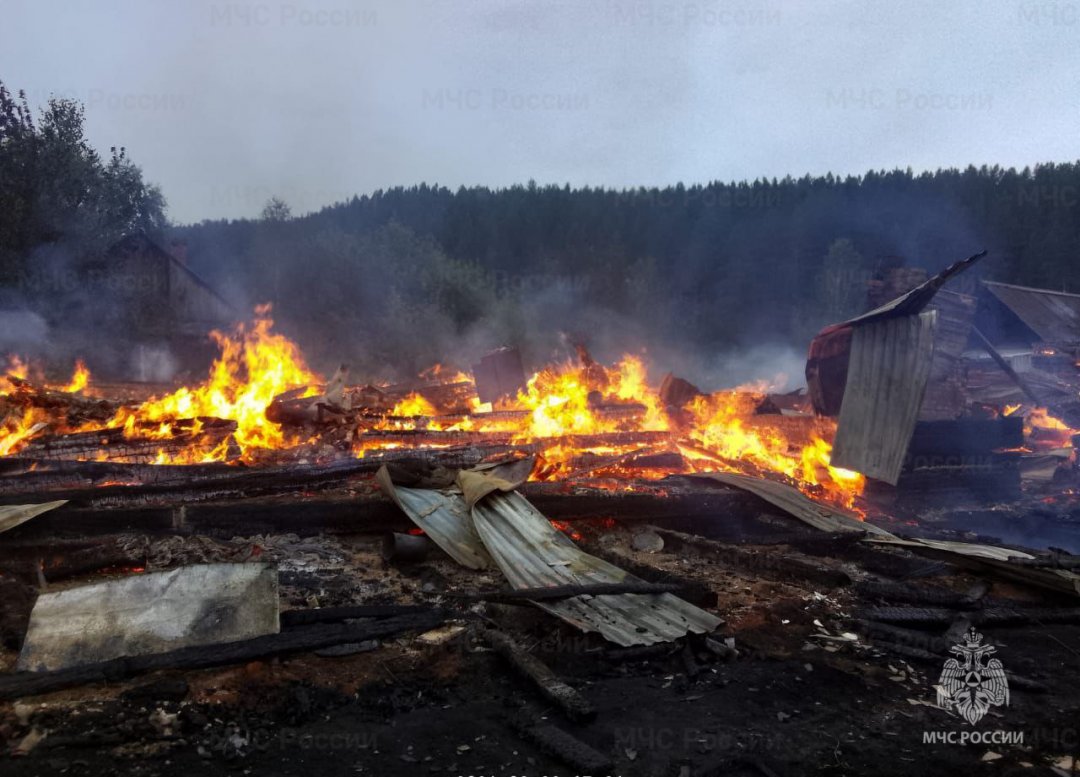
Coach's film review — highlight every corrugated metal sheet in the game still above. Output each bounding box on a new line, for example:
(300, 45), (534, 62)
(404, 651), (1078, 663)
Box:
(807, 251), (985, 416)
(983, 281), (1080, 345)
(376, 466), (493, 570)
(471, 491), (723, 646)
(682, 472), (893, 536)
(831, 311), (938, 485)
(379, 463), (722, 645)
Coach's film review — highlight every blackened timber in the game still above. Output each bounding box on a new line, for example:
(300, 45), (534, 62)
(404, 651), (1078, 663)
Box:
(280, 604), (433, 627)
(754, 530), (867, 555)
(580, 543), (719, 609)
(654, 528), (851, 588)
(905, 418), (1023, 458)
(854, 580), (985, 609)
(507, 715), (613, 773)
(972, 327), (1044, 405)
(0, 610), (446, 701)
(850, 619), (952, 655)
(1008, 555), (1080, 569)
(3, 542), (147, 585)
(856, 605), (1080, 627)
(453, 581), (684, 603)
(483, 629), (596, 723)
(4, 480), (761, 541)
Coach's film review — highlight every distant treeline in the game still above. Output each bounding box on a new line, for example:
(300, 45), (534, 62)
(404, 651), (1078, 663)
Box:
(3, 76), (1079, 377)
(175, 163), (1080, 375)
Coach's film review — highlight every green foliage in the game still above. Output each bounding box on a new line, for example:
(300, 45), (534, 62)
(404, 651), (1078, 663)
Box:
(0, 79), (167, 280)
(260, 197), (292, 222)
(818, 239), (868, 322)
(175, 162), (1080, 372)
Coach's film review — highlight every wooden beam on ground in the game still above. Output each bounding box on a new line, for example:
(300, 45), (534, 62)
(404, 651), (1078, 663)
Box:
(0, 610), (445, 701)
(483, 628), (596, 723)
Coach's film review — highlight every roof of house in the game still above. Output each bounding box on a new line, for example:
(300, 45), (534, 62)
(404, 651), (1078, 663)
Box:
(107, 231), (234, 313)
(982, 281), (1080, 345)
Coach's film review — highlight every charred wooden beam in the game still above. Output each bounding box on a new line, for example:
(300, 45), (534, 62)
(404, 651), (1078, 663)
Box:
(856, 605), (1080, 627)
(1007, 555), (1080, 570)
(0, 610), (446, 701)
(579, 543), (719, 609)
(754, 530), (867, 555)
(2, 542), (147, 585)
(507, 714), (613, 773)
(972, 327), (1044, 405)
(453, 581), (684, 604)
(483, 629), (596, 723)
(850, 619), (952, 655)
(279, 604), (433, 627)
(654, 528), (851, 588)
(2, 478), (759, 541)
(854, 580), (985, 609)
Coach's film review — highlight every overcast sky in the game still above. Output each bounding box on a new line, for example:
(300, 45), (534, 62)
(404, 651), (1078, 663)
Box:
(3, 0), (1078, 223)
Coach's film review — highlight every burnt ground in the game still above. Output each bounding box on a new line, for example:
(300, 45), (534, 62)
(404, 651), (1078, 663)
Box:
(1, 520), (1079, 777)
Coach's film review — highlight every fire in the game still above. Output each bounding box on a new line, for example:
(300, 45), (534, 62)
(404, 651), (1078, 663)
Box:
(685, 391), (864, 509)
(390, 392), (437, 418)
(549, 519), (583, 541)
(0, 408), (49, 456)
(0, 311), (864, 511)
(367, 353), (865, 509)
(419, 364), (471, 384)
(56, 360), (90, 394)
(4, 355), (30, 380)
(515, 355), (668, 439)
(1024, 407), (1077, 451)
(107, 305), (320, 461)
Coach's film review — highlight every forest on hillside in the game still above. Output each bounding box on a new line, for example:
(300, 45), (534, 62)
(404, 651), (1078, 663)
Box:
(3, 80), (1080, 382)
(175, 164), (1080, 379)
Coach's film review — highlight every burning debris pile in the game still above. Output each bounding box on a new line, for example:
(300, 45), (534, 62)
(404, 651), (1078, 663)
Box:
(0, 305), (865, 510)
(2, 253), (1080, 774)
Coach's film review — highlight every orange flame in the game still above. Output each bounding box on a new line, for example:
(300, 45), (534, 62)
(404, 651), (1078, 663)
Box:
(368, 353), (864, 509)
(107, 305), (320, 462)
(390, 392), (437, 418)
(56, 360), (91, 394)
(1025, 407), (1077, 451)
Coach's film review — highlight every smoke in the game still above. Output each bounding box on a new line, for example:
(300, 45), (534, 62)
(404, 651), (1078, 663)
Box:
(673, 343), (810, 392)
(0, 310), (49, 353)
(130, 344), (179, 383)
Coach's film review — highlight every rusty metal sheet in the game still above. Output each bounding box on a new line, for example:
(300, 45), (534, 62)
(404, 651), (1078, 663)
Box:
(380, 463), (722, 646)
(470, 490), (723, 646)
(807, 251), (985, 416)
(983, 281), (1080, 346)
(831, 311), (938, 484)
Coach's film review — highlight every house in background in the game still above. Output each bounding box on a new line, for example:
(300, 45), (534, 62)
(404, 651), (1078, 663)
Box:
(55, 231), (235, 381)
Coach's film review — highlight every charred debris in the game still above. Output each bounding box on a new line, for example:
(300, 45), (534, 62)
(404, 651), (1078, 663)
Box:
(1, 251), (1080, 775)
